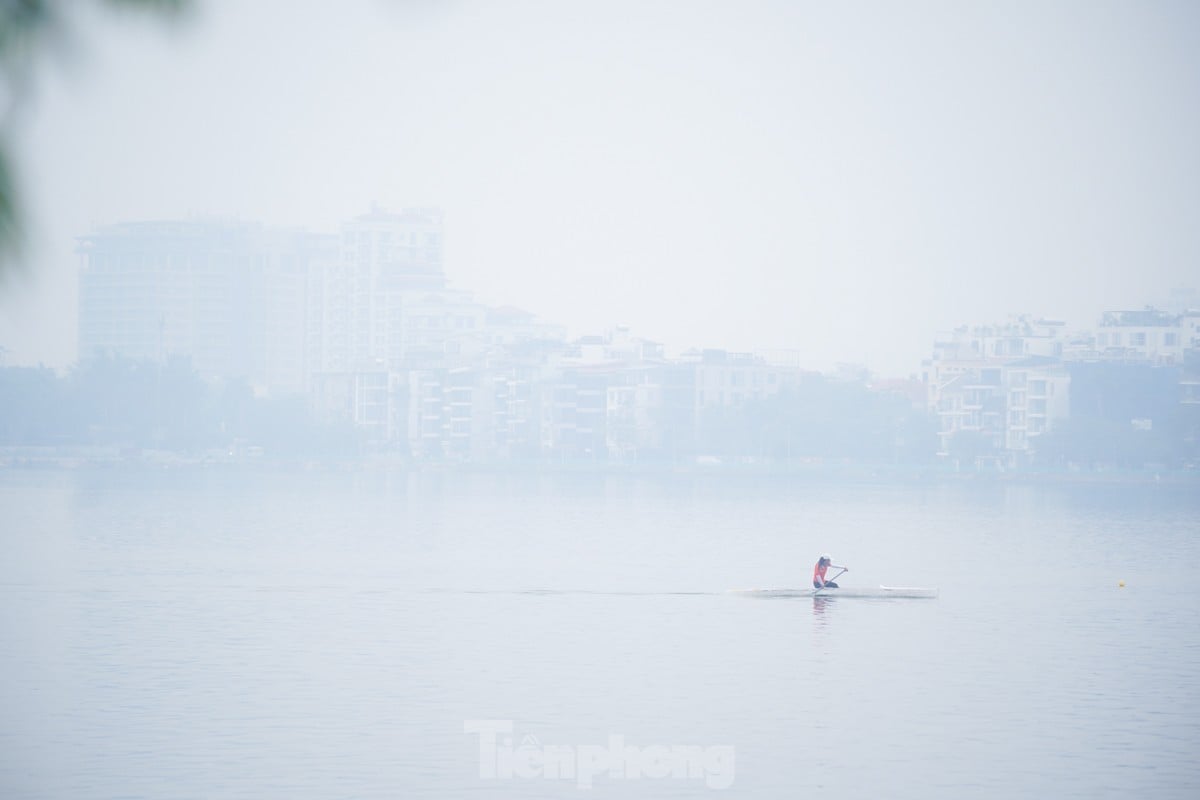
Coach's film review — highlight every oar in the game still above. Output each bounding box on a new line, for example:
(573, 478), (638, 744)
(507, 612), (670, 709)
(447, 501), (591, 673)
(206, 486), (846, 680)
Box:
(812, 567), (847, 595)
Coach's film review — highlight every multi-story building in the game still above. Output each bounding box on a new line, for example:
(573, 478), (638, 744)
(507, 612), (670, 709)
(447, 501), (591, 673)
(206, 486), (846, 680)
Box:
(397, 312), (569, 460)
(606, 365), (667, 461)
(307, 207), (492, 442)
(261, 229), (340, 394)
(924, 317), (1071, 464)
(925, 304), (1200, 467)
(77, 219), (335, 394)
(684, 348), (789, 413)
(602, 347), (803, 462)
(494, 328), (672, 461)
(1092, 308), (1190, 365)
(311, 206), (448, 372)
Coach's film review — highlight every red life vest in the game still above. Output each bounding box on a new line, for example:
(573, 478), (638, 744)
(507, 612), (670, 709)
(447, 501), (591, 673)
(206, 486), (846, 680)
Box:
(813, 561), (828, 582)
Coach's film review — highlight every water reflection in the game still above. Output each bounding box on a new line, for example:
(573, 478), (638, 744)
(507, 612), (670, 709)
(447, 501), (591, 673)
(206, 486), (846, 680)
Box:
(812, 595), (835, 626)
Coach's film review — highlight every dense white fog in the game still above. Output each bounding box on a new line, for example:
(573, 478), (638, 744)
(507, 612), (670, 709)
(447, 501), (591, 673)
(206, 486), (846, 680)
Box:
(2, 0), (1198, 375)
(3, 6), (1200, 796)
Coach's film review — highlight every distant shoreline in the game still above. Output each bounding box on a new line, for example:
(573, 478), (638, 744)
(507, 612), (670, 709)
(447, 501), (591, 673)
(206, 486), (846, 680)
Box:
(1, 446), (1197, 487)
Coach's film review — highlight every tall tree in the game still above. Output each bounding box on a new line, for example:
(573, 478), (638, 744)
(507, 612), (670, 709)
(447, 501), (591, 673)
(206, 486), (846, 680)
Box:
(0, 0), (190, 277)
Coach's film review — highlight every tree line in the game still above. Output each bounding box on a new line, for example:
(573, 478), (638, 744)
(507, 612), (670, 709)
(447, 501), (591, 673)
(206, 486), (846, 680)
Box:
(0, 356), (358, 458)
(1, 356), (1196, 468)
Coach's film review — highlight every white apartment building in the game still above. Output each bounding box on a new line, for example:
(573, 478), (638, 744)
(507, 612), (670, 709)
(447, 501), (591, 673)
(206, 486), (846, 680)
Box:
(397, 312), (569, 460)
(924, 317), (1071, 464)
(313, 206), (449, 372)
(505, 329), (669, 461)
(604, 347), (804, 462)
(680, 349), (791, 414)
(395, 290), (489, 369)
(309, 207), (497, 441)
(1091, 309), (1192, 365)
(607, 366), (666, 461)
(310, 369), (402, 443)
(404, 352), (566, 462)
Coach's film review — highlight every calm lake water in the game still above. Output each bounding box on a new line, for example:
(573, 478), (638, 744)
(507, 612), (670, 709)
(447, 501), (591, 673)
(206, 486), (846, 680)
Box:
(1, 467), (1198, 798)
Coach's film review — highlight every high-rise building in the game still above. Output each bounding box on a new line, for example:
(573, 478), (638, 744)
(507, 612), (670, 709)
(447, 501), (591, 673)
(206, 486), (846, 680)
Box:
(319, 206), (448, 372)
(308, 207), (490, 441)
(77, 219), (336, 394)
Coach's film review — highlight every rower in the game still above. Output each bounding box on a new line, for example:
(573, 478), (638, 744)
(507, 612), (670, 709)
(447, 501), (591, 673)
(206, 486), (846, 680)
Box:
(813, 554), (847, 589)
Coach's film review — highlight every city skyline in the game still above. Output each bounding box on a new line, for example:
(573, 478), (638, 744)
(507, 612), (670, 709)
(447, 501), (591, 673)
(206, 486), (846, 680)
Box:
(67, 207), (1199, 382)
(2, 0), (1199, 378)
(54, 209), (1198, 467)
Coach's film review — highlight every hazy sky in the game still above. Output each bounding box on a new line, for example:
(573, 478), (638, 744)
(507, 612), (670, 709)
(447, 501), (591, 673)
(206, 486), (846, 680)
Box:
(1, 0), (1197, 376)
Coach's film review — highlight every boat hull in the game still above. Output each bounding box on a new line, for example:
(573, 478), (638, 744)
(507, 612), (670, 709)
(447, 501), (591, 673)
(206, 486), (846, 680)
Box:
(731, 586), (939, 599)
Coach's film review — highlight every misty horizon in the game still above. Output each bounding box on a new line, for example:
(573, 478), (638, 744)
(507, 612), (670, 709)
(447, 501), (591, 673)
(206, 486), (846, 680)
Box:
(2, 5), (1200, 795)
(49, 206), (1198, 383)
(1, 0), (1198, 378)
